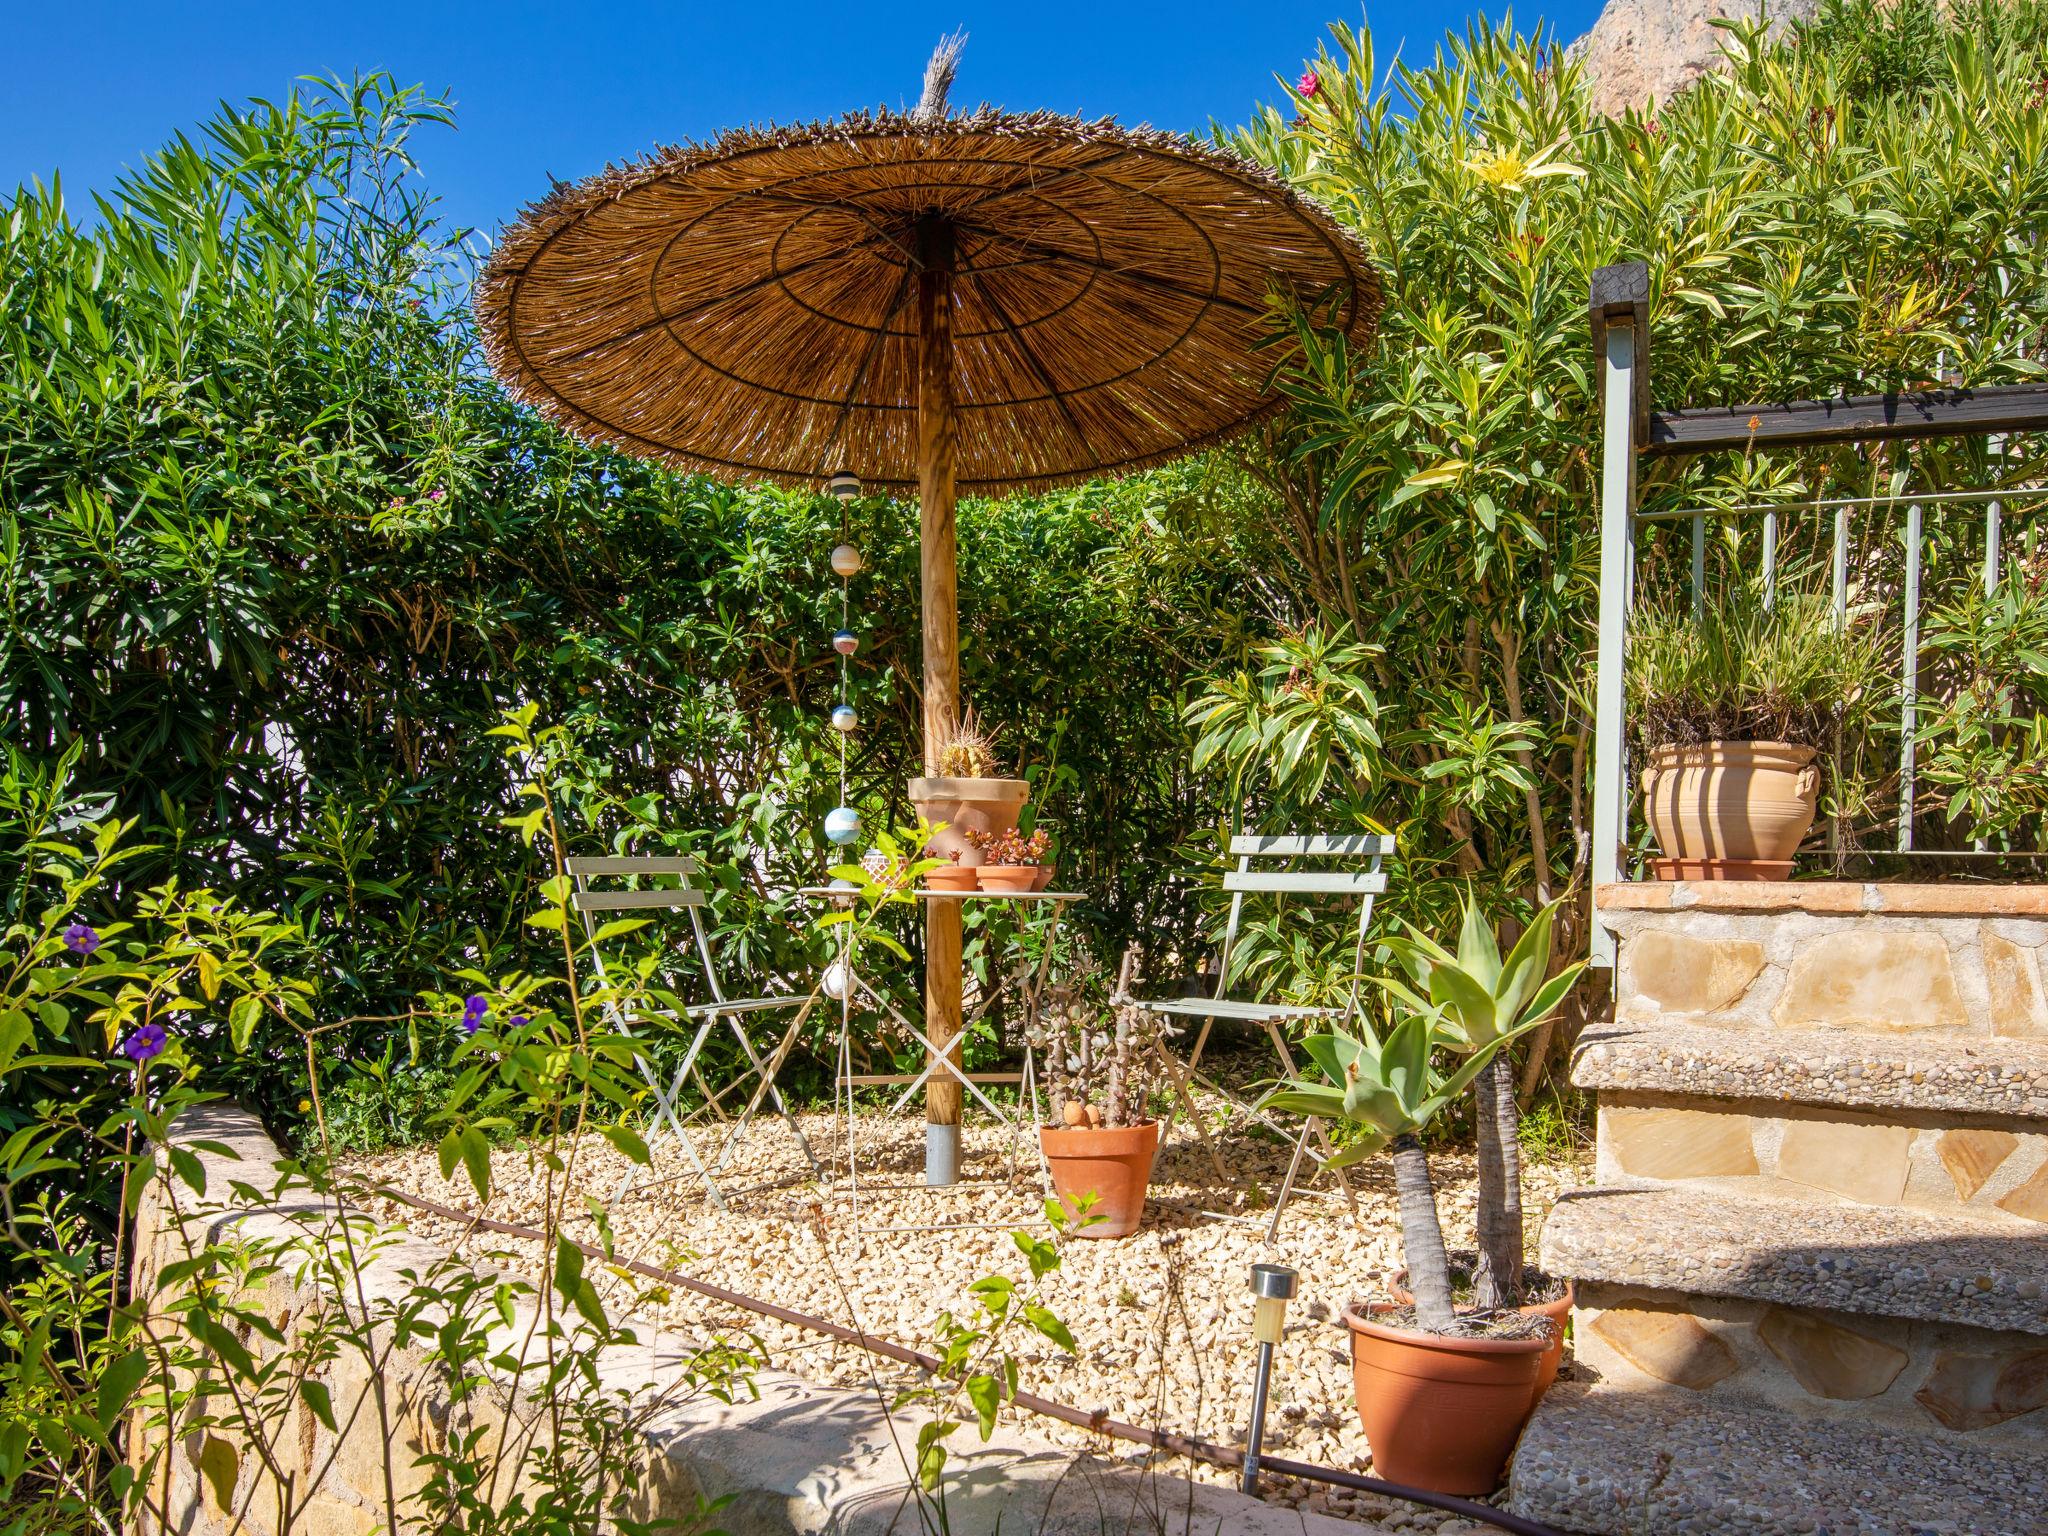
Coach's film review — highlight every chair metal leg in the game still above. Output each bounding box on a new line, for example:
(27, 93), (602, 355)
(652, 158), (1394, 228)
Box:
(1265, 1120), (1317, 1244)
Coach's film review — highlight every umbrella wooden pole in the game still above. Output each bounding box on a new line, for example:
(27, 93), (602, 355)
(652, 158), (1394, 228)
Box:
(916, 214), (965, 1185)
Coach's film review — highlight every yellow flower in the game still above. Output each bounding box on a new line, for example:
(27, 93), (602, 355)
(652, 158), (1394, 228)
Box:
(297, 1098), (312, 1113)
(1462, 137), (1584, 193)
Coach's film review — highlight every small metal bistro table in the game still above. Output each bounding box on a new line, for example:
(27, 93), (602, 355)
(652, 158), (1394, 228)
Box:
(798, 885), (1082, 1235)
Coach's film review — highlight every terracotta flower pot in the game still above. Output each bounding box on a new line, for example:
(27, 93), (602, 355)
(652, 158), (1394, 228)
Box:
(1341, 1303), (1549, 1496)
(925, 864), (979, 892)
(909, 777), (1030, 866)
(1030, 864), (1055, 891)
(1389, 1269), (1574, 1403)
(976, 864), (1040, 893)
(1641, 739), (1819, 880)
(1038, 1120), (1158, 1239)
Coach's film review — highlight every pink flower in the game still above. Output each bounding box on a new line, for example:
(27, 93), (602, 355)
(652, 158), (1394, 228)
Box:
(1298, 70), (1321, 99)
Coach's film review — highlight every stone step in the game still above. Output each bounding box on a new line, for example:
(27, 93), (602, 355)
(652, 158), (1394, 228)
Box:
(1507, 1381), (2048, 1536)
(1591, 1088), (2048, 1221)
(1541, 1180), (2048, 1336)
(1575, 1017), (2048, 1121)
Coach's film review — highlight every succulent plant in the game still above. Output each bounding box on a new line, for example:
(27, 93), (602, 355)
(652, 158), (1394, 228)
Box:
(934, 707), (1000, 779)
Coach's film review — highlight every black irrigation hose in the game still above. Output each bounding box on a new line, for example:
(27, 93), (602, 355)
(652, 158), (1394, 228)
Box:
(380, 1188), (1568, 1536)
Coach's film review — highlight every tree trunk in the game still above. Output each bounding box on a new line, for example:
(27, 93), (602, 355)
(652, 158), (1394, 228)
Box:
(1390, 1132), (1455, 1333)
(1470, 1056), (1524, 1309)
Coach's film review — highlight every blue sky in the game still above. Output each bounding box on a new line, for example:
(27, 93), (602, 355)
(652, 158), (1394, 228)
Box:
(7, 2), (1602, 243)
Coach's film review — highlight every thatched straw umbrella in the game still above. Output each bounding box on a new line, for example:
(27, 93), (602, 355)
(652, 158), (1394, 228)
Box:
(475, 48), (1382, 1186)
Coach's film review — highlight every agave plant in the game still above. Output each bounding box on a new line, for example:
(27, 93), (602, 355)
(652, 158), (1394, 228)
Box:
(1262, 1004), (1525, 1332)
(1381, 896), (1585, 1309)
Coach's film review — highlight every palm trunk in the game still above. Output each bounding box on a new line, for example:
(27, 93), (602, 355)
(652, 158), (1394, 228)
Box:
(1471, 1056), (1524, 1309)
(1390, 1132), (1455, 1333)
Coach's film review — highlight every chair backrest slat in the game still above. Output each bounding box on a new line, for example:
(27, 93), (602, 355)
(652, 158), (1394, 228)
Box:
(573, 888), (706, 911)
(1227, 833), (1393, 858)
(566, 856), (698, 877)
(1222, 870), (1387, 895)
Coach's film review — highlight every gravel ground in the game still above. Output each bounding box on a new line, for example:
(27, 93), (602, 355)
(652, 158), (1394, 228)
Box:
(348, 1101), (1589, 1530)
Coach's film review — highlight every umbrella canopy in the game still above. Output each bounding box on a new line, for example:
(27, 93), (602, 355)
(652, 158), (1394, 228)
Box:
(474, 110), (1382, 493)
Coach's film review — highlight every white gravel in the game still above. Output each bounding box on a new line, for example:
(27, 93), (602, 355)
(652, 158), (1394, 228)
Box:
(348, 1102), (1588, 1529)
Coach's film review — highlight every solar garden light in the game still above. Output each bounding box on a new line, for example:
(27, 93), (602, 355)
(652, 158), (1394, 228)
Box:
(1241, 1262), (1298, 1495)
(827, 470), (861, 502)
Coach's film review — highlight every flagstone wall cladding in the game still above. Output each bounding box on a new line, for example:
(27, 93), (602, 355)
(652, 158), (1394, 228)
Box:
(1597, 1093), (2048, 1218)
(1575, 1283), (2048, 1448)
(1603, 882), (2048, 1040)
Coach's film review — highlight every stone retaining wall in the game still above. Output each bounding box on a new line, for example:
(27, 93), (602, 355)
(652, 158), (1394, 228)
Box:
(1603, 881), (2048, 1039)
(131, 1104), (1367, 1536)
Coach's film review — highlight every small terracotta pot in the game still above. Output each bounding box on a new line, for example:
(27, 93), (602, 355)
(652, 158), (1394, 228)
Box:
(1641, 740), (1818, 880)
(1389, 1269), (1574, 1403)
(1039, 1120), (1158, 1239)
(908, 777), (1030, 865)
(924, 864), (979, 892)
(977, 864), (1039, 893)
(1341, 1303), (1549, 1495)
(1030, 864), (1055, 891)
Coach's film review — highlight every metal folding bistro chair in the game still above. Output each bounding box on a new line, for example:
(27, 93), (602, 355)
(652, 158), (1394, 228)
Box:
(1118, 832), (1394, 1239)
(568, 855), (825, 1209)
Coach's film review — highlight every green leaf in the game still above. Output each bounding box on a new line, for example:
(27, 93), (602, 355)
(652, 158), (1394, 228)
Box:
(299, 1378), (337, 1432)
(96, 1348), (149, 1432)
(964, 1373), (1003, 1439)
(198, 1435), (238, 1511)
(459, 1126), (491, 1200)
(1023, 1303), (1077, 1355)
(596, 1124), (651, 1166)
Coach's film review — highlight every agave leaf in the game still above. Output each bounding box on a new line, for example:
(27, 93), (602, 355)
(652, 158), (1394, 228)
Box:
(1455, 898), (1502, 986)
(1515, 961), (1587, 1030)
(1427, 960), (1498, 1049)
(1260, 1086), (1350, 1118)
(1325, 1132), (1390, 1169)
(1494, 899), (1556, 1024)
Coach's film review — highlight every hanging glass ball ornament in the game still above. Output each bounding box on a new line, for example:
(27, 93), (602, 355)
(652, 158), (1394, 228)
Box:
(825, 805), (861, 845)
(831, 704), (858, 733)
(830, 543), (863, 579)
(822, 960), (850, 1000)
(833, 629), (859, 656)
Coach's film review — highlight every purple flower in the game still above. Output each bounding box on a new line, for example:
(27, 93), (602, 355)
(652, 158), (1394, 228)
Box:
(427, 488), (446, 502)
(509, 1014), (529, 1030)
(63, 922), (100, 956)
(461, 994), (488, 1035)
(121, 1023), (168, 1063)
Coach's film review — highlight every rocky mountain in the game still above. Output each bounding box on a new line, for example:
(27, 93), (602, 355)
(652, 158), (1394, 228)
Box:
(1571, 0), (1821, 117)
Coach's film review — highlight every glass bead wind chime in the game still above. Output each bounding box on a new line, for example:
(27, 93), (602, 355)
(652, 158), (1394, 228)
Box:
(822, 470), (862, 1007)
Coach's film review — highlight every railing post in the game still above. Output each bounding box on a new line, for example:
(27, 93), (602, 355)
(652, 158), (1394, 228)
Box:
(1589, 262), (1648, 969)
(1762, 508), (1778, 611)
(1898, 499), (1922, 852)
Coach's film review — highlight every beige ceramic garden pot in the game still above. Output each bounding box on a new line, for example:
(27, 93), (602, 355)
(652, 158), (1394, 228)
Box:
(908, 777), (1029, 865)
(1641, 740), (1819, 880)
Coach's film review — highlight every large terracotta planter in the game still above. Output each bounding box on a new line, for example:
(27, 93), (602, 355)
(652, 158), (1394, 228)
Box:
(1039, 1120), (1158, 1239)
(1641, 739), (1818, 880)
(1341, 1303), (1549, 1495)
(1390, 1269), (1574, 1403)
(908, 777), (1030, 865)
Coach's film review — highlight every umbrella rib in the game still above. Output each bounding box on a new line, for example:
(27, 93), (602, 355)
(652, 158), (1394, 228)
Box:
(540, 225), (902, 369)
(941, 147), (1136, 221)
(817, 261), (919, 464)
(955, 248), (1094, 462)
(951, 222), (1261, 321)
